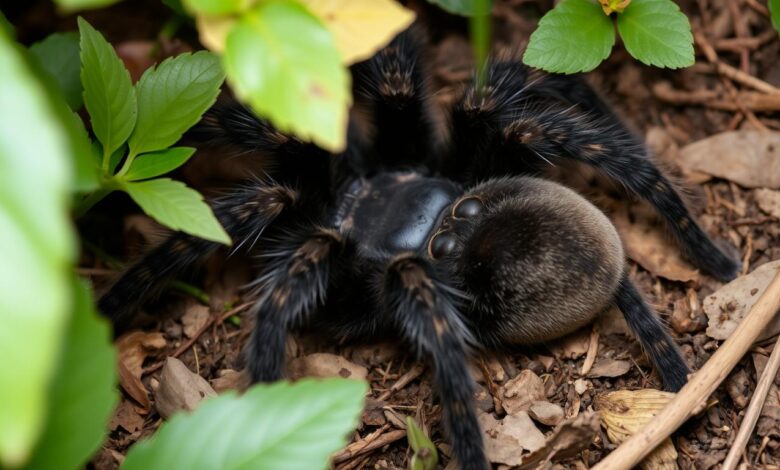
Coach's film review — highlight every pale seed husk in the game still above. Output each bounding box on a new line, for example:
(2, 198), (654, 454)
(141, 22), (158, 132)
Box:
(594, 389), (679, 470)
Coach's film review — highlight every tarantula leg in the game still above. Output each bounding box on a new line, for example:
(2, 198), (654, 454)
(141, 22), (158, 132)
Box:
(503, 105), (740, 282)
(352, 27), (437, 166)
(381, 254), (488, 470)
(615, 275), (690, 392)
(246, 228), (353, 383)
(98, 181), (298, 331)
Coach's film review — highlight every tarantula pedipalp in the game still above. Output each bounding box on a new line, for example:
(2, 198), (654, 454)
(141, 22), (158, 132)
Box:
(99, 29), (741, 469)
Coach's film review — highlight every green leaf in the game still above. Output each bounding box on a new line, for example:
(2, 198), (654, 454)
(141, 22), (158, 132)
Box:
(224, 0), (351, 151)
(63, 110), (100, 192)
(124, 147), (196, 181)
(0, 35), (73, 467)
(0, 11), (14, 39)
(29, 32), (83, 110)
(406, 417), (438, 470)
(128, 51), (225, 156)
(122, 379), (367, 470)
(426, 0), (483, 16)
(771, 0), (780, 33)
(123, 178), (230, 244)
(25, 279), (118, 470)
(616, 0), (694, 69)
(162, 0), (187, 14)
(522, 0), (614, 74)
(183, 0), (250, 14)
(55, 0), (122, 12)
(78, 17), (137, 157)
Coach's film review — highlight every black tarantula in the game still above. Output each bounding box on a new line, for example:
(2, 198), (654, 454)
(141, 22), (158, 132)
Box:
(99, 28), (740, 469)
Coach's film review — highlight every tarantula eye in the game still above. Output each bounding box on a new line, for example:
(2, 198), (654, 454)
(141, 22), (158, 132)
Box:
(453, 197), (483, 219)
(429, 231), (457, 259)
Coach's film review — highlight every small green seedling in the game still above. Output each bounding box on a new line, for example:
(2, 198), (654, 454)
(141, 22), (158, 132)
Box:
(406, 416), (439, 470)
(524, 0), (694, 73)
(74, 18), (229, 244)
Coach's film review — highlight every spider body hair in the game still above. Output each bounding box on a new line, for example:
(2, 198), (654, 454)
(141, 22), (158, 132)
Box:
(98, 28), (739, 469)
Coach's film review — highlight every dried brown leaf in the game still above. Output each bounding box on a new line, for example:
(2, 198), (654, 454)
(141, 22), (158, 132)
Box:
(502, 370), (546, 414)
(612, 205), (699, 282)
(587, 358), (632, 378)
(181, 304), (210, 339)
(704, 260), (780, 341)
(478, 410), (545, 466)
(518, 411), (601, 469)
(678, 131), (780, 189)
(288, 352), (368, 380)
(528, 401), (565, 426)
(155, 357), (217, 419)
(755, 188), (780, 219)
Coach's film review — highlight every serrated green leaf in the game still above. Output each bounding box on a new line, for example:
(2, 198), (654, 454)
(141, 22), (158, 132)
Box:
(25, 279), (118, 470)
(122, 379), (367, 470)
(78, 17), (137, 158)
(125, 147), (196, 181)
(55, 0), (122, 12)
(523, 0), (614, 74)
(30, 32), (83, 110)
(183, 0), (250, 14)
(0, 35), (73, 467)
(24, 41), (99, 192)
(63, 110), (100, 192)
(128, 51), (225, 156)
(406, 417), (438, 470)
(123, 178), (230, 244)
(224, 0), (350, 151)
(769, 0), (780, 34)
(0, 11), (14, 39)
(426, 0), (486, 16)
(616, 0), (693, 69)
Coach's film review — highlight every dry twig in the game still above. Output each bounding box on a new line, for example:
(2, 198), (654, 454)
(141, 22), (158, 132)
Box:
(377, 364), (425, 401)
(143, 302), (252, 375)
(592, 271), (780, 470)
(721, 336), (780, 470)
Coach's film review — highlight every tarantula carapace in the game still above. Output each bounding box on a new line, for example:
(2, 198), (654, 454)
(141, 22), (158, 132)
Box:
(99, 29), (740, 469)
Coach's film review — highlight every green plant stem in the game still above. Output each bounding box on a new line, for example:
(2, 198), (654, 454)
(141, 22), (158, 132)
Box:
(115, 151), (138, 178)
(169, 280), (211, 305)
(470, 0), (491, 91)
(74, 187), (112, 217)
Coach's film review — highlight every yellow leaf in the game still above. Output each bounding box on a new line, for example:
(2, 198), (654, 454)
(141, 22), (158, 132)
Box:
(302, 0), (416, 64)
(195, 13), (238, 53)
(600, 0), (631, 15)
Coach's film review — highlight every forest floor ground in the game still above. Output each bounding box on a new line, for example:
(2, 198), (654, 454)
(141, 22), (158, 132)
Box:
(10, 0), (780, 468)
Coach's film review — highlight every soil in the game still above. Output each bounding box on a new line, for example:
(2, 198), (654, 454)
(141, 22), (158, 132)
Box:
(8, 0), (780, 468)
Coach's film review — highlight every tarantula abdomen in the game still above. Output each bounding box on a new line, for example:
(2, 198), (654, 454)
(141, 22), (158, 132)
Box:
(435, 177), (625, 346)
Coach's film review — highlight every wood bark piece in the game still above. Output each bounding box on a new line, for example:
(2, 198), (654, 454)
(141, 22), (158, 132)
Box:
(592, 271), (780, 470)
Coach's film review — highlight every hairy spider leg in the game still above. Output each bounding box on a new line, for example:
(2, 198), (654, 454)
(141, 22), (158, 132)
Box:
(246, 227), (355, 382)
(381, 254), (488, 470)
(451, 62), (740, 282)
(98, 182), (299, 331)
(351, 27), (439, 168)
(614, 275), (690, 392)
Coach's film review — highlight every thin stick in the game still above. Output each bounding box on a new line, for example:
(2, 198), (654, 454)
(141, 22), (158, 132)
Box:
(721, 335), (780, 470)
(581, 326), (599, 376)
(143, 302), (252, 375)
(691, 62), (780, 95)
(592, 271), (780, 470)
(377, 364), (425, 401)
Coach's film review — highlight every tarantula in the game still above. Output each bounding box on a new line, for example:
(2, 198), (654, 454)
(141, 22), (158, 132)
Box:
(99, 29), (740, 469)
